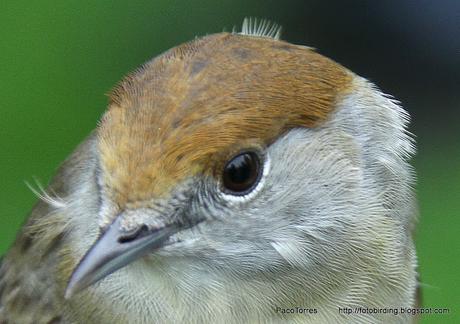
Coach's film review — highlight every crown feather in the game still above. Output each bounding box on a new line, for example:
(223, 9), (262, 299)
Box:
(239, 17), (282, 40)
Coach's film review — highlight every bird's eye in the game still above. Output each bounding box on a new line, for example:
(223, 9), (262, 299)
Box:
(222, 151), (262, 195)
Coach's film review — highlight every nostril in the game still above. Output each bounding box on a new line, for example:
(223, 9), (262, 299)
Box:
(118, 225), (149, 243)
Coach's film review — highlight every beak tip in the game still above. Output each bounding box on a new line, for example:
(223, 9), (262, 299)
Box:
(64, 284), (75, 300)
(64, 270), (90, 300)
(64, 277), (82, 300)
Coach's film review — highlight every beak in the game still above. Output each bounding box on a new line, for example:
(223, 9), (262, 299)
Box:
(64, 216), (178, 299)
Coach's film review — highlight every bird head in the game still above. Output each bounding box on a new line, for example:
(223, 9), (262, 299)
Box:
(65, 27), (415, 303)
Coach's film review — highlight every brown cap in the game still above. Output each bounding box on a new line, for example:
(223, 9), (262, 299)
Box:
(98, 32), (352, 206)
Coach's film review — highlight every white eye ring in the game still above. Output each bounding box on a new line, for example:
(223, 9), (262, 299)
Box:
(220, 153), (271, 204)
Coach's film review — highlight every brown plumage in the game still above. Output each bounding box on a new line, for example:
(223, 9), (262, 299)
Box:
(99, 33), (352, 206)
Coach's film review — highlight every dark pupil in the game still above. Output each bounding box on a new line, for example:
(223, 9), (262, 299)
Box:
(223, 152), (260, 193)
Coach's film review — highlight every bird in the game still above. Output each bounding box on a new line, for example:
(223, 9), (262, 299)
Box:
(0, 18), (419, 323)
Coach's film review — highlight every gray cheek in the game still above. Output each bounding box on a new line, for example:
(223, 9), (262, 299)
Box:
(176, 127), (365, 274)
(249, 127), (363, 228)
(189, 127), (363, 255)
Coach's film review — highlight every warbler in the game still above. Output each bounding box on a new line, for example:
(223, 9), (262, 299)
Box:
(0, 19), (419, 323)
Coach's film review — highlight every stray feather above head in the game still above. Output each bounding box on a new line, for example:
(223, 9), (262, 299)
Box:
(238, 17), (282, 40)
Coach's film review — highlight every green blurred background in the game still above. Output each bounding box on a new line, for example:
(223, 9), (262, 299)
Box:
(1, 0), (458, 322)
